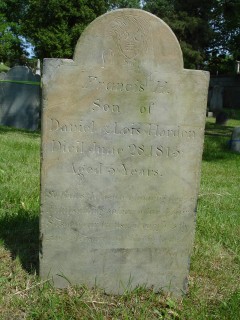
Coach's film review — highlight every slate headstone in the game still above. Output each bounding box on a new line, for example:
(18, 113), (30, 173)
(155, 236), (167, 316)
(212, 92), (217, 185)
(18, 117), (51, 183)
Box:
(40, 9), (209, 296)
(209, 84), (224, 112)
(0, 66), (41, 130)
(215, 111), (228, 125)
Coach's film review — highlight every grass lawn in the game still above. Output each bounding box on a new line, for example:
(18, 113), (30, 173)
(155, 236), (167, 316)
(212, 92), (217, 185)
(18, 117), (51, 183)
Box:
(0, 117), (239, 319)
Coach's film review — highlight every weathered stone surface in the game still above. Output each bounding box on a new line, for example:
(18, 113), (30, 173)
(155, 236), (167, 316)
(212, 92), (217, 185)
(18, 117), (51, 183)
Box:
(40, 9), (209, 296)
(0, 66), (41, 130)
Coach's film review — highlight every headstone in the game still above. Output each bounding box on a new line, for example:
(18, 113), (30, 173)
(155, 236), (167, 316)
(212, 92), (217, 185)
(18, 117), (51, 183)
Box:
(0, 66), (41, 130)
(215, 111), (228, 125)
(209, 84), (224, 112)
(236, 61), (240, 74)
(230, 127), (240, 153)
(36, 59), (41, 76)
(40, 9), (209, 296)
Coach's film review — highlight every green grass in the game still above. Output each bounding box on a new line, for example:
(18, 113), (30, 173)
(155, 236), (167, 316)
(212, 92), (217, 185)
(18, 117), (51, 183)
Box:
(0, 117), (240, 319)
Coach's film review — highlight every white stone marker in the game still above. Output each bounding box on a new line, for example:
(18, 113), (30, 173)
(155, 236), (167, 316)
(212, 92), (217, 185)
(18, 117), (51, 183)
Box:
(40, 9), (209, 296)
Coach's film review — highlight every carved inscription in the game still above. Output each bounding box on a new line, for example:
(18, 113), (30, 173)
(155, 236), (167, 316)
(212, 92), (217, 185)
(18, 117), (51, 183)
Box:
(43, 190), (196, 203)
(82, 75), (170, 94)
(46, 208), (192, 217)
(49, 118), (95, 133)
(72, 162), (161, 179)
(92, 99), (120, 113)
(45, 220), (189, 233)
(49, 118), (197, 138)
(92, 100), (155, 114)
(110, 14), (148, 62)
(47, 116), (199, 180)
(51, 141), (180, 159)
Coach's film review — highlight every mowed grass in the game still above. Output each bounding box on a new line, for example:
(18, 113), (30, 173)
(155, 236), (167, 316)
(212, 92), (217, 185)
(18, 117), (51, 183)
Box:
(0, 117), (239, 319)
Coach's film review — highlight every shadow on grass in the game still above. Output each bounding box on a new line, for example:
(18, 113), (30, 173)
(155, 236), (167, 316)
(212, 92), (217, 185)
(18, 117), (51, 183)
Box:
(0, 125), (40, 138)
(0, 125), (40, 274)
(205, 122), (235, 136)
(203, 122), (239, 161)
(223, 109), (240, 121)
(0, 208), (39, 274)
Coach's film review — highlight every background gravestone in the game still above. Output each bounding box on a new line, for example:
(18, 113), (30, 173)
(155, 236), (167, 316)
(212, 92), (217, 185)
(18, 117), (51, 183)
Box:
(209, 84), (223, 112)
(40, 9), (209, 296)
(0, 72), (6, 80)
(230, 127), (240, 153)
(0, 66), (41, 131)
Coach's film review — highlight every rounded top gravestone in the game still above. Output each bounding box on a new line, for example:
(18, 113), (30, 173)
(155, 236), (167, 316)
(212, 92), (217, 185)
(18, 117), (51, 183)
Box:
(40, 9), (209, 296)
(0, 66), (40, 130)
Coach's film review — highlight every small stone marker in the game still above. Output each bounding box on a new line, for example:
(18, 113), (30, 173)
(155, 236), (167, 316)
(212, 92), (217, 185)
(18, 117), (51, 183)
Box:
(230, 127), (240, 153)
(0, 66), (40, 130)
(40, 9), (209, 296)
